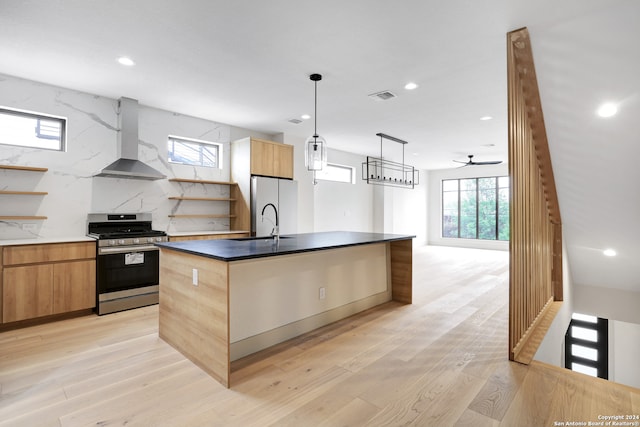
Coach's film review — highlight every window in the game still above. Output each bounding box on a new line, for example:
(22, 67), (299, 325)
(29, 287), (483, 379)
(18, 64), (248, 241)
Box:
(565, 313), (608, 379)
(442, 176), (509, 241)
(168, 135), (221, 168)
(0, 107), (66, 151)
(315, 163), (355, 184)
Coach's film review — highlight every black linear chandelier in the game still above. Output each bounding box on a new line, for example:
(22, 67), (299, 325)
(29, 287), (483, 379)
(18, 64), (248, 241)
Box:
(362, 133), (419, 189)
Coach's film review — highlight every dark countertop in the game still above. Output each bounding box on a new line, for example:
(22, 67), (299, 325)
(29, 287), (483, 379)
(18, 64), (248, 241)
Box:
(155, 231), (415, 261)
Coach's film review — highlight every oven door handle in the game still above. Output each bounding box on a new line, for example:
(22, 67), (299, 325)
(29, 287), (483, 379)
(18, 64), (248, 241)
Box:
(98, 245), (159, 255)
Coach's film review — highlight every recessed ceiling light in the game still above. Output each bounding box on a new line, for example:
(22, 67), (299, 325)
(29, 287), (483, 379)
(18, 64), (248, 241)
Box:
(117, 56), (135, 66)
(301, 114), (311, 120)
(597, 102), (617, 118)
(404, 82), (418, 90)
(480, 116), (493, 121)
(603, 248), (617, 257)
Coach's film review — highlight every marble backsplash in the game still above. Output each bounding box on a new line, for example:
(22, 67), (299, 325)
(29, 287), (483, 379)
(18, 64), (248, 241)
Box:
(0, 74), (239, 240)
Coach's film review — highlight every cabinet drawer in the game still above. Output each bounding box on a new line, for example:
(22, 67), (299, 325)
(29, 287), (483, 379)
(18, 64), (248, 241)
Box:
(3, 242), (96, 266)
(169, 233), (250, 242)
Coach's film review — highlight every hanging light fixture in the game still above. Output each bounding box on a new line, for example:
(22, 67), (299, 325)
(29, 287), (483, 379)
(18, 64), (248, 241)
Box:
(362, 133), (419, 189)
(304, 73), (328, 171)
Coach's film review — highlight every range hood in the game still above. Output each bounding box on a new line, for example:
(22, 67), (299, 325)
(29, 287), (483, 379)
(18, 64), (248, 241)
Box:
(95, 97), (166, 180)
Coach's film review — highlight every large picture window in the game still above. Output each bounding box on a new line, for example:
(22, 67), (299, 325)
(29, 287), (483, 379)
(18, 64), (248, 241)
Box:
(442, 176), (509, 241)
(0, 107), (66, 151)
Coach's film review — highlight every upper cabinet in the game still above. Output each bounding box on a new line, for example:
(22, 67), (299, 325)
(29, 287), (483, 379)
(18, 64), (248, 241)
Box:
(250, 138), (293, 179)
(232, 137), (293, 180)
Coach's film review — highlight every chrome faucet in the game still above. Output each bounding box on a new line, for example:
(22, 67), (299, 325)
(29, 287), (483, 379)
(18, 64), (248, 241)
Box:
(261, 203), (279, 241)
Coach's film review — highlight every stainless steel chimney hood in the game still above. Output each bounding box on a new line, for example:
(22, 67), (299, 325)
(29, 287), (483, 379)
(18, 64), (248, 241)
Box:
(95, 97), (166, 180)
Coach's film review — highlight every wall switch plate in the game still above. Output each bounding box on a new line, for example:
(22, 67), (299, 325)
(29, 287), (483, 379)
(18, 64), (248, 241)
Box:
(319, 287), (326, 300)
(192, 268), (198, 286)
(22, 223), (37, 232)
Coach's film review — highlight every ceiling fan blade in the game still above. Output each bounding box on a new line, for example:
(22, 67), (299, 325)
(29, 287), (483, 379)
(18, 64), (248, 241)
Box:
(472, 160), (502, 165)
(452, 160), (468, 164)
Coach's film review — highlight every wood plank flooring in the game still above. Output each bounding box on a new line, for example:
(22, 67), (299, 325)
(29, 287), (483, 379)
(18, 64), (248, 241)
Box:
(1, 245), (638, 426)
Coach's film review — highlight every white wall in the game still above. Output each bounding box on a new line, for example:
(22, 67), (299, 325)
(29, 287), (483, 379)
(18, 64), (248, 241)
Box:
(383, 177), (428, 246)
(610, 320), (640, 389)
(0, 73), (269, 239)
(313, 148), (374, 233)
(427, 164), (509, 250)
(574, 285), (640, 325)
(281, 132), (315, 233)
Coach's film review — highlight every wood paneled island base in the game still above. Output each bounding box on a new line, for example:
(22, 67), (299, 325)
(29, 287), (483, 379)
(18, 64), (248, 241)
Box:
(157, 232), (413, 388)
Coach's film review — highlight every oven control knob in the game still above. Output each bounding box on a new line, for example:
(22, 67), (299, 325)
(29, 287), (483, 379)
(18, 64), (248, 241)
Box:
(133, 238), (140, 244)
(118, 239), (125, 245)
(147, 237), (155, 243)
(109, 240), (116, 246)
(156, 237), (163, 242)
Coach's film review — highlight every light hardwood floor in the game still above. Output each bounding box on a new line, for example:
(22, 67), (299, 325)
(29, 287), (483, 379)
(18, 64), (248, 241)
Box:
(1, 246), (638, 426)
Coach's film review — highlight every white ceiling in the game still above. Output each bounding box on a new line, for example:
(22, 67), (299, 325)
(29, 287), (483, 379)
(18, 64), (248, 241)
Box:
(1, 0), (639, 292)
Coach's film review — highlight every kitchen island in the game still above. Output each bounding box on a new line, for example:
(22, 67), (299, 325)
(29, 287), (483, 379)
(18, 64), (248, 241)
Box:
(156, 231), (414, 387)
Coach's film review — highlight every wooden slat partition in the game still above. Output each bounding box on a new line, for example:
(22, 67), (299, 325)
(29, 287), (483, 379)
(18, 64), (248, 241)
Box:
(507, 28), (563, 362)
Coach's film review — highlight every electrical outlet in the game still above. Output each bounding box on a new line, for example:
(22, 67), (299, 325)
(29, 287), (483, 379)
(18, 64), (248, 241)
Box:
(22, 223), (37, 232)
(319, 287), (326, 300)
(192, 268), (198, 286)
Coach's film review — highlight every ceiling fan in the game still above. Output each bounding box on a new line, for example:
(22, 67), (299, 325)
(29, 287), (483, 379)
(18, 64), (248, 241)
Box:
(454, 154), (502, 167)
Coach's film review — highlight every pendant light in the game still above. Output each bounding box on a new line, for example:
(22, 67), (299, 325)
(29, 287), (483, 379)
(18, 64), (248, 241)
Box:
(304, 73), (328, 171)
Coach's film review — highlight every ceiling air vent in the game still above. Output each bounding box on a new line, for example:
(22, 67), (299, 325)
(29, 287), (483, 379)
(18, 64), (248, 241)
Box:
(368, 90), (397, 101)
(288, 118), (303, 124)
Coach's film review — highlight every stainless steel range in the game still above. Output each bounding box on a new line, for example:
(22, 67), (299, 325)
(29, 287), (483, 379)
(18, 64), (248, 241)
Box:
(87, 213), (168, 315)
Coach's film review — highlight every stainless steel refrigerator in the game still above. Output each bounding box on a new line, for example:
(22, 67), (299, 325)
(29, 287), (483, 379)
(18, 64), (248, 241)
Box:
(250, 176), (298, 237)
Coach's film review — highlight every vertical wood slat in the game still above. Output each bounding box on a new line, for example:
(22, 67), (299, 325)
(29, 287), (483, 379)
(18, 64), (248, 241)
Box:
(507, 28), (563, 362)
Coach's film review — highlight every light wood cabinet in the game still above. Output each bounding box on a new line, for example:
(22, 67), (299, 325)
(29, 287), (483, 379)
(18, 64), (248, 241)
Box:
(3, 264), (53, 322)
(1, 241), (96, 323)
(3, 241), (96, 265)
(250, 138), (293, 179)
(53, 260), (96, 314)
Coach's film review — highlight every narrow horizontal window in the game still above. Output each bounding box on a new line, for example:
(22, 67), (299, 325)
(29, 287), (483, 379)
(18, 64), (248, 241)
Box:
(315, 163), (355, 184)
(571, 344), (598, 361)
(572, 313), (597, 323)
(168, 135), (221, 168)
(571, 326), (598, 342)
(0, 107), (66, 151)
(571, 363), (598, 377)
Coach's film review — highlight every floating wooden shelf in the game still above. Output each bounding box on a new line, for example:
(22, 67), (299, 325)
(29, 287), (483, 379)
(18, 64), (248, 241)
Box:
(169, 178), (237, 186)
(0, 216), (48, 220)
(169, 196), (236, 202)
(0, 165), (48, 172)
(0, 190), (48, 196)
(168, 214), (236, 219)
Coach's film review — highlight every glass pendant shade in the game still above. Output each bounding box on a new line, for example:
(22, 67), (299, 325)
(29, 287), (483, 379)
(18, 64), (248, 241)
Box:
(305, 134), (327, 171)
(305, 73), (327, 172)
